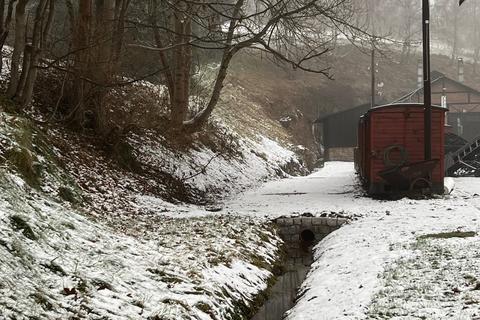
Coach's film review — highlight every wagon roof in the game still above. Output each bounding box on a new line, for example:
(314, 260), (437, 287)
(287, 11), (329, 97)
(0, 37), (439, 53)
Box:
(366, 103), (447, 114)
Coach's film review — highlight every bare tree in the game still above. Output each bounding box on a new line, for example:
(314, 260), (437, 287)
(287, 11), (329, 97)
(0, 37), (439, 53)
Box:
(398, 0), (420, 63)
(64, 0), (131, 133)
(0, 0), (371, 139)
(133, 0), (364, 132)
(431, 0), (461, 63)
(0, 0), (16, 74)
(17, 0), (56, 107)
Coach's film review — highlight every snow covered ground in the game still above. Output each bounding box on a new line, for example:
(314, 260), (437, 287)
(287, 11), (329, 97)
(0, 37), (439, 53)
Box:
(3, 117), (480, 320)
(0, 169), (281, 320)
(223, 161), (365, 217)
(0, 112), (289, 320)
(222, 162), (480, 319)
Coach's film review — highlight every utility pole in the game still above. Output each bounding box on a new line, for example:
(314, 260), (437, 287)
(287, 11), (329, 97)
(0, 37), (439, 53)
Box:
(422, 0), (432, 161)
(371, 49), (376, 108)
(370, 0), (376, 109)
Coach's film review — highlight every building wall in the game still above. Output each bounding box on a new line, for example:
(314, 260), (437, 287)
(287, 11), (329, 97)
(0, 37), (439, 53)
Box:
(325, 147), (355, 161)
(447, 112), (480, 141)
(320, 104), (371, 149)
(403, 78), (480, 141)
(408, 79), (480, 106)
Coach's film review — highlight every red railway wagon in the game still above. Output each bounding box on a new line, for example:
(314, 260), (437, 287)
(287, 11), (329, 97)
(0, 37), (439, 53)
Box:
(354, 103), (447, 195)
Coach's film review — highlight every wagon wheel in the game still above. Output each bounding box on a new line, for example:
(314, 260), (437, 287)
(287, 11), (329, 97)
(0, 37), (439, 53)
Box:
(383, 145), (408, 167)
(409, 177), (432, 191)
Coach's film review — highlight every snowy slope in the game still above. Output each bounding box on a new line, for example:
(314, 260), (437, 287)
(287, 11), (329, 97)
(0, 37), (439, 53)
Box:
(128, 129), (303, 201)
(0, 172), (280, 320)
(0, 112), (285, 320)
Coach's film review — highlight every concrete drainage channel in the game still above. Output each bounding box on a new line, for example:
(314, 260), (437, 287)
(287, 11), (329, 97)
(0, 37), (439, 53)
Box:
(251, 216), (348, 320)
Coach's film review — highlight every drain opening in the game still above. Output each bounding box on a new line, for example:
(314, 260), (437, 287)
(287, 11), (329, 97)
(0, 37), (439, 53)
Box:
(300, 229), (315, 243)
(252, 217), (348, 320)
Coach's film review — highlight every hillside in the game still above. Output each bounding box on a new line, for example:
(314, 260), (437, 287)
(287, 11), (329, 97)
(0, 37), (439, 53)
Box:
(0, 38), (323, 318)
(0, 111), (292, 319)
(224, 45), (480, 155)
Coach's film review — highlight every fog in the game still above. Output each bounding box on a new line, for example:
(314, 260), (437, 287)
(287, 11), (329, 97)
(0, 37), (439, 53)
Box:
(360, 0), (479, 65)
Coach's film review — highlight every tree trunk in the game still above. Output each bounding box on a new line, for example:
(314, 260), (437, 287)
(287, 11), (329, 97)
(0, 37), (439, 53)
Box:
(111, 0), (129, 71)
(151, 0), (174, 100)
(0, 0), (5, 74)
(0, 0), (17, 75)
(19, 0), (54, 108)
(7, 0), (28, 99)
(183, 48), (236, 132)
(170, 5), (192, 128)
(183, 0), (244, 132)
(72, 0), (93, 127)
(93, 0), (115, 135)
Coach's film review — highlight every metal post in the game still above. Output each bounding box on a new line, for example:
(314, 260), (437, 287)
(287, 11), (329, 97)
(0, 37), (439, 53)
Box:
(458, 58), (464, 82)
(371, 49), (375, 108)
(417, 59), (423, 89)
(370, 0), (376, 109)
(423, 0), (432, 160)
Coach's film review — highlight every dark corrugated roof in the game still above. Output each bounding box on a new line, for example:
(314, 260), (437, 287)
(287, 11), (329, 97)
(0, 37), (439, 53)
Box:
(393, 71), (480, 104)
(314, 102), (380, 123)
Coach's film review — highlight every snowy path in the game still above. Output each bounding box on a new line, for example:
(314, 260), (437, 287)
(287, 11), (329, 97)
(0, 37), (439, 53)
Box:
(224, 162), (480, 319)
(224, 162), (371, 217)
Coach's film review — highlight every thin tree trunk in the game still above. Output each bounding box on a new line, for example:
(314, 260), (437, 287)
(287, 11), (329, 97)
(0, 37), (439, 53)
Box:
(111, 0), (129, 71)
(0, 0), (5, 74)
(17, 0), (44, 100)
(0, 0), (15, 75)
(7, 0), (28, 98)
(72, 0), (93, 127)
(170, 5), (192, 128)
(93, 0), (115, 135)
(183, 0), (244, 132)
(151, 0), (174, 100)
(19, 0), (54, 107)
(16, 44), (30, 99)
(183, 47), (237, 132)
